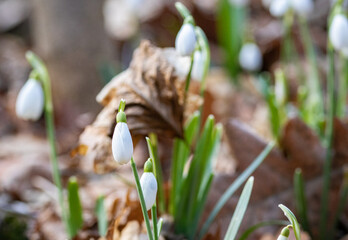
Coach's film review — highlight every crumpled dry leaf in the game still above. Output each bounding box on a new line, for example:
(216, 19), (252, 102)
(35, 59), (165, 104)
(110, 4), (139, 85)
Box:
(78, 40), (201, 173)
(207, 117), (348, 239)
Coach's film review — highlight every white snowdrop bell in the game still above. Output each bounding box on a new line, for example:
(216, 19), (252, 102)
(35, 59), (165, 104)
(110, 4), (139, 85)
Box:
(291, 0), (313, 16)
(175, 23), (197, 56)
(16, 78), (44, 121)
(112, 121), (133, 165)
(269, 0), (290, 17)
(239, 43), (263, 72)
(329, 14), (348, 51)
(140, 172), (158, 210)
(191, 50), (205, 81)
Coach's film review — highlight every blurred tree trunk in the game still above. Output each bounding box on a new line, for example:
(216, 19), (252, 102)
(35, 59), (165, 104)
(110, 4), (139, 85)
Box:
(30, 0), (114, 114)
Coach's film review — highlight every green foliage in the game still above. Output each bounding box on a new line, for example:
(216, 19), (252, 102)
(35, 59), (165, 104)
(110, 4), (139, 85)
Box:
(217, 0), (245, 80)
(67, 177), (83, 238)
(199, 142), (275, 239)
(224, 177), (254, 240)
(293, 169), (311, 236)
(0, 215), (28, 240)
(278, 204), (301, 240)
(95, 195), (108, 237)
(238, 220), (289, 240)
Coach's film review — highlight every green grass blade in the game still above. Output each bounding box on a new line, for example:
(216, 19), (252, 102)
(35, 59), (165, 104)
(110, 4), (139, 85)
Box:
(157, 218), (163, 237)
(238, 220), (289, 240)
(293, 169), (311, 236)
(95, 195), (108, 237)
(224, 177), (254, 240)
(199, 142), (275, 239)
(278, 204), (301, 240)
(67, 177), (83, 238)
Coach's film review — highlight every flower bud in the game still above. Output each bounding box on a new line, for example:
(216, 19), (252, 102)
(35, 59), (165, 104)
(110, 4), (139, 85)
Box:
(239, 43), (262, 72)
(291, 0), (313, 16)
(270, 0), (290, 17)
(16, 78), (44, 121)
(277, 227), (290, 240)
(175, 23), (197, 56)
(329, 14), (348, 51)
(112, 121), (133, 165)
(191, 50), (205, 81)
(140, 171), (157, 210)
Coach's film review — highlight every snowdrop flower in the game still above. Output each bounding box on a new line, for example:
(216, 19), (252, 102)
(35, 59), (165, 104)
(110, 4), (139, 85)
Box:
(291, 0), (313, 17)
(112, 100), (133, 165)
(191, 50), (205, 81)
(277, 227), (290, 240)
(239, 43), (263, 72)
(140, 159), (157, 210)
(175, 23), (197, 56)
(329, 14), (348, 51)
(269, 0), (290, 17)
(16, 78), (44, 121)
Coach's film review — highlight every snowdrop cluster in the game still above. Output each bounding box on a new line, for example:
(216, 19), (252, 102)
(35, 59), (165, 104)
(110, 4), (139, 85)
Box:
(277, 227), (290, 240)
(112, 100), (133, 165)
(16, 78), (44, 121)
(238, 43), (263, 72)
(175, 23), (197, 56)
(329, 14), (348, 53)
(140, 159), (158, 210)
(266, 0), (314, 17)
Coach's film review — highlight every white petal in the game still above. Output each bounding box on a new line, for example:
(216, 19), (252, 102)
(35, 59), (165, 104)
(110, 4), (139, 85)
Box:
(291, 0), (313, 16)
(277, 236), (288, 240)
(175, 23), (197, 56)
(112, 122), (133, 164)
(342, 48), (348, 58)
(140, 172), (157, 210)
(239, 43), (262, 72)
(329, 14), (348, 51)
(16, 79), (44, 121)
(270, 0), (290, 17)
(262, 0), (273, 8)
(191, 50), (205, 81)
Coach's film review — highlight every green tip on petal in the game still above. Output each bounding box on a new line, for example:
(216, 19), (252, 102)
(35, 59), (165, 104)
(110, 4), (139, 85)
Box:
(280, 227), (290, 237)
(144, 159), (153, 173)
(116, 111), (127, 123)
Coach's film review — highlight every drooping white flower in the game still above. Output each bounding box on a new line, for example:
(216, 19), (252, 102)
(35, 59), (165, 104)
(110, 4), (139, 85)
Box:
(291, 0), (313, 16)
(269, 0), (290, 17)
(175, 23), (197, 56)
(112, 121), (133, 164)
(239, 43), (263, 72)
(140, 172), (157, 210)
(191, 50), (206, 81)
(329, 14), (348, 51)
(16, 78), (44, 121)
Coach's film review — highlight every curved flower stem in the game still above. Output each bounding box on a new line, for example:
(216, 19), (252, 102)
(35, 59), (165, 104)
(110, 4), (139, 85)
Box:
(25, 52), (70, 236)
(183, 54), (195, 107)
(130, 157), (154, 240)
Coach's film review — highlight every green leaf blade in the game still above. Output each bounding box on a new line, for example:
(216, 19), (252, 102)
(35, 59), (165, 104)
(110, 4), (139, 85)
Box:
(278, 204), (301, 240)
(67, 177), (83, 238)
(95, 195), (108, 237)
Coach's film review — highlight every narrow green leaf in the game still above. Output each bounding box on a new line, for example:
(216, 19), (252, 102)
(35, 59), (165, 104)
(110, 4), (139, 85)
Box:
(238, 220), (289, 240)
(278, 204), (301, 240)
(67, 177), (83, 238)
(224, 177), (254, 240)
(199, 142), (275, 239)
(157, 218), (163, 237)
(95, 195), (108, 237)
(293, 169), (311, 236)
